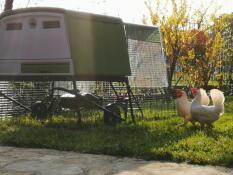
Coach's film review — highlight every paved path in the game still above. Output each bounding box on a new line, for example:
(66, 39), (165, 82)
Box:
(0, 146), (232, 175)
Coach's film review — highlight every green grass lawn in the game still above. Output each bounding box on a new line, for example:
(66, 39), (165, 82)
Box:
(0, 97), (232, 167)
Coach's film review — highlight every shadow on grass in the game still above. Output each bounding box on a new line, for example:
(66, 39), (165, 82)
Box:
(0, 113), (233, 167)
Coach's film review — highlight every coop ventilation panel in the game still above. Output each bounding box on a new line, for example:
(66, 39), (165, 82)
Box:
(125, 24), (168, 88)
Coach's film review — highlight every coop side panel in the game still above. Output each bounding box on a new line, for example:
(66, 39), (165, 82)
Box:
(65, 12), (131, 78)
(125, 23), (168, 88)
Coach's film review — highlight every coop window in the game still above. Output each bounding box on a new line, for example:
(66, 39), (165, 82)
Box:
(43, 21), (60, 29)
(6, 22), (22, 30)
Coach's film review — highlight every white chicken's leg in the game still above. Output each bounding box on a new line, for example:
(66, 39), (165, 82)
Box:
(175, 120), (188, 127)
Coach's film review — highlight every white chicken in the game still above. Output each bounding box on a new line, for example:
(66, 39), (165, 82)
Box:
(175, 89), (193, 126)
(191, 88), (225, 128)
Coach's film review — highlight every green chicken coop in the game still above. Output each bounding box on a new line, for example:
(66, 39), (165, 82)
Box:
(0, 7), (131, 81)
(0, 7), (172, 121)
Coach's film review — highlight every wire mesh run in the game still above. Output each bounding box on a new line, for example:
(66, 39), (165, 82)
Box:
(125, 23), (176, 118)
(0, 81), (51, 118)
(125, 23), (168, 88)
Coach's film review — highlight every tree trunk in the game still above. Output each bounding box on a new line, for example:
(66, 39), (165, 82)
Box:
(4, 0), (14, 11)
(168, 61), (176, 88)
(203, 80), (209, 90)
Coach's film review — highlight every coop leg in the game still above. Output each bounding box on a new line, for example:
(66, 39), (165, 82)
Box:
(76, 106), (82, 124)
(47, 81), (55, 114)
(125, 80), (135, 123)
(110, 82), (128, 120)
(73, 81), (82, 124)
(123, 102), (128, 120)
(125, 80), (144, 119)
(72, 80), (79, 95)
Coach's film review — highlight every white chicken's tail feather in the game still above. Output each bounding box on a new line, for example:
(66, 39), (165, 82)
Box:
(210, 89), (225, 115)
(210, 89), (225, 105)
(199, 88), (210, 105)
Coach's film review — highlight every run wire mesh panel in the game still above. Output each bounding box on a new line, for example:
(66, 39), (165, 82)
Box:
(125, 23), (176, 118)
(0, 81), (51, 118)
(125, 23), (168, 88)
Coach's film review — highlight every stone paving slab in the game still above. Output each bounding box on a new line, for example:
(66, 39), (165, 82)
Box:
(0, 146), (232, 175)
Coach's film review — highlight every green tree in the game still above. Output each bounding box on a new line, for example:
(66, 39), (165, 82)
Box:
(220, 13), (233, 86)
(180, 27), (224, 88)
(145, 0), (190, 88)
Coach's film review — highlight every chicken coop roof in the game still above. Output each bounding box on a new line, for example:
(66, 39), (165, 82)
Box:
(125, 23), (161, 43)
(0, 7), (121, 23)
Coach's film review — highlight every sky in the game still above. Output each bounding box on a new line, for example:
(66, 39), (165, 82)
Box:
(0, 0), (232, 24)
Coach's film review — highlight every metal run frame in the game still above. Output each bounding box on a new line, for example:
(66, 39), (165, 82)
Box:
(0, 76), (143, 123)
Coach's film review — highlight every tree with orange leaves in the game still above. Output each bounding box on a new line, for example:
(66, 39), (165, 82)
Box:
(145, 0), (225, 88)
(180, 27), (223, 88)
(145, 0), (190, 88)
